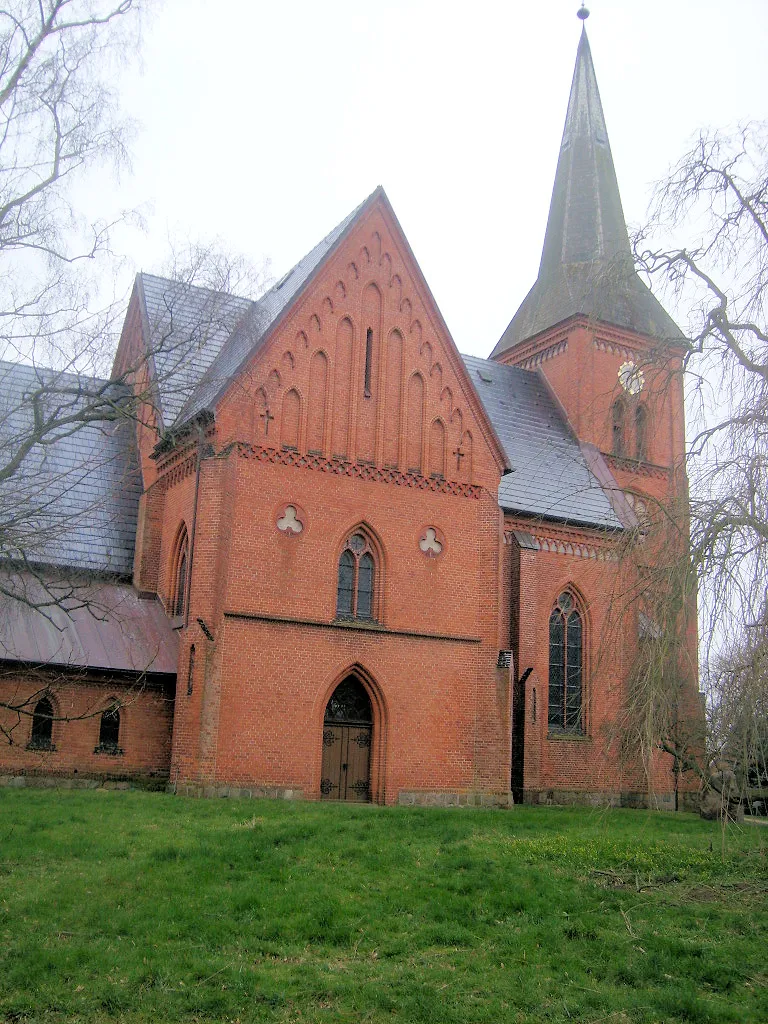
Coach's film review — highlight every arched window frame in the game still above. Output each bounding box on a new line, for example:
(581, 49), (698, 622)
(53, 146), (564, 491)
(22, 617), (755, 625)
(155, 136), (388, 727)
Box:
(28, 694), (55, 751)
(635, 402), (649, 462)
(170, 524), (189, 620)
(95, 699), (122, 755)
(611, 397), (626, 457)
(548, 590), (585, 735)
(335, 529), (381, 622)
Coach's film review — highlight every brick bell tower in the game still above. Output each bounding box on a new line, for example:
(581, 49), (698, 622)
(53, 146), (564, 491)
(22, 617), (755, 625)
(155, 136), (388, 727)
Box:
(494, 8), (700, 807)
(492, 9), (688, 507)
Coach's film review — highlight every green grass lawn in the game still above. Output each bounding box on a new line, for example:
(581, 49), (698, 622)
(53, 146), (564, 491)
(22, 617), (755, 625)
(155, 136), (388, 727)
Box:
(0, 791), (766, 1023)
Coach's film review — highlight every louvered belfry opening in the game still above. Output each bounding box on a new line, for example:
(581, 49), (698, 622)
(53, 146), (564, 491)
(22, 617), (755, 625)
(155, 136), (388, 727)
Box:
(320, 677), (373, 802)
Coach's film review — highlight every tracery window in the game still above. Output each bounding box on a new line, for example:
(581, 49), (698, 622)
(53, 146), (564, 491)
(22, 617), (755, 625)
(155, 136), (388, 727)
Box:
(548, 592), (584, 733)
(635, 403), (648, 461)
(29, 696), (54, 750)
(336, 533), (377, 621)
(612, 398), (626, 457)
(96, 702), (122, 755)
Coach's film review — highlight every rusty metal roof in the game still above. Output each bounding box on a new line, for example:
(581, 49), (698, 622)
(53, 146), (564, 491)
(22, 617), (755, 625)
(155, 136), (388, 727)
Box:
(0, 573), (178, 674)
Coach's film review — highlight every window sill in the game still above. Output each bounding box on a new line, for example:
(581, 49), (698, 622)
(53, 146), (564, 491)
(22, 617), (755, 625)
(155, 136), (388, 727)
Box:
(332, 616), (382, 631)
(26, 741), (55, 752)
(547, 730), (590, 743)
(94, 745), (124, 756)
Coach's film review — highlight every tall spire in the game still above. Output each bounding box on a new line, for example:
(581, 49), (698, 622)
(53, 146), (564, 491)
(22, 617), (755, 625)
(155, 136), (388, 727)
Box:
(492, 19), (681, 357)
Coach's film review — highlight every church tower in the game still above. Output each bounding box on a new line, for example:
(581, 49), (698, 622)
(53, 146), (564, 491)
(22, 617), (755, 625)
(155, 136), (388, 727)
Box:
(481, 10), (699, 807)
(492, 11), (687, 511)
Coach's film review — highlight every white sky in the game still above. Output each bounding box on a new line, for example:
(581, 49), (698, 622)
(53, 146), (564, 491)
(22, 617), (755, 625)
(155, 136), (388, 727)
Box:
(95, 0), (768, 359)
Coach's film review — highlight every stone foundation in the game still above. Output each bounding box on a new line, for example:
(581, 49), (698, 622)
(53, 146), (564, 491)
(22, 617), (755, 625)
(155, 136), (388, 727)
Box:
(523, 788), (694, 811)
(397, 790), (513, 808)
(0, 773), (166, 792)
(168, 782), (304, 801)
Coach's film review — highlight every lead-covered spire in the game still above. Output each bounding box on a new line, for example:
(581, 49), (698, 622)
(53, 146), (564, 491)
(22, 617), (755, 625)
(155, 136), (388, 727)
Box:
(539, 27), (629, 277)
(492, 22), (681, 357)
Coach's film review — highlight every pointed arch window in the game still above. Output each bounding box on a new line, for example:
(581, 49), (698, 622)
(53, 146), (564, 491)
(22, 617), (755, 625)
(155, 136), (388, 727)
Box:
(635, 403), (649, 461)
(548, 592), (584, 733)
(336, 533), (377, 621)
(612, 398), (626, 457)
(96, 701), (122, 755)
(171, 526), (189, 619)
(28, 695), (54, 750)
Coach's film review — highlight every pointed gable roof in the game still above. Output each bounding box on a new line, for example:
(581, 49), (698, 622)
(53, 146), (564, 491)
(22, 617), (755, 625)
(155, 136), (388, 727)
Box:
(140, 192), (376, 436)
(492, 26), (682, 357)
(141, 189), (510, 474)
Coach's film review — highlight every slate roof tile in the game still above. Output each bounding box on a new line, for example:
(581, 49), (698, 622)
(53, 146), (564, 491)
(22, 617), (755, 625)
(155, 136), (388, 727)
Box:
(462, 354), (622, 529)
(0, 360), (141, 575)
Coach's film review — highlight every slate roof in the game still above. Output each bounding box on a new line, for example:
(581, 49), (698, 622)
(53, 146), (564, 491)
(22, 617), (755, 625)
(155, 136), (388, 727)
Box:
(0, 572), (177, 673)
(143, 192), (374, 433)
(462, 354), (622, 529)
(0, 360), (141, 575)
(492, 28), (682, 356)
(140, 274), (254, 430)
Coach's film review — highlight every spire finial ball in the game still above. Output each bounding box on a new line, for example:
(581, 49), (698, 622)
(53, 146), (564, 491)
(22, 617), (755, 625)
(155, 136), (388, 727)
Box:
(577, 4), (590, 20)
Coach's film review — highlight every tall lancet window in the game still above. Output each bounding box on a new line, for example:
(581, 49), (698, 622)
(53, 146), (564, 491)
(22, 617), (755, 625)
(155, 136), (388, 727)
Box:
(548, 592), (584, 733)
(336, 532), (377, 621)
(612, 398), (626, 457)
(635, 403), (649, 461)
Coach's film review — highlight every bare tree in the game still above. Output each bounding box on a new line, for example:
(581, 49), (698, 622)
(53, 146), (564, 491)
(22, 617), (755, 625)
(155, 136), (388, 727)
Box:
(0, 3), (277, 743)
(706, 626), (768, 813)
(626, 123), (768, 808)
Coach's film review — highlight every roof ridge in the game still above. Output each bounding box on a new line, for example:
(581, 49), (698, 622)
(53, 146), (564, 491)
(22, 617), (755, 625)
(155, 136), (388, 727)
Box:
(0, 357), (110, 389)
(139, 271), (254, 306)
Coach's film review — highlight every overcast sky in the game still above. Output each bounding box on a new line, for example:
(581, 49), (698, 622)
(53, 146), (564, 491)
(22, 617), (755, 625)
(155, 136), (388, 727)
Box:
(93, 0), (768, 359)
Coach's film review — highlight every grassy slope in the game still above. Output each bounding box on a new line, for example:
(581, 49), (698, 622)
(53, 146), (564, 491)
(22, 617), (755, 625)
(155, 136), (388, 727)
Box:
(0, 791), (766, 1024)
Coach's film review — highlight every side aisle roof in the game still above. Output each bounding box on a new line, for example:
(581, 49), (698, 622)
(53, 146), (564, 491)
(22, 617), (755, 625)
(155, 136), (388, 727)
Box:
(0, 360), (141, 574)
(462, 355), (622, 529)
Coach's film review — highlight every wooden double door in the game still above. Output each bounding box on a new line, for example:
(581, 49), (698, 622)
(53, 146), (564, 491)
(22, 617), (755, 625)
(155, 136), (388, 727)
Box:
(320, 677), (372, 802)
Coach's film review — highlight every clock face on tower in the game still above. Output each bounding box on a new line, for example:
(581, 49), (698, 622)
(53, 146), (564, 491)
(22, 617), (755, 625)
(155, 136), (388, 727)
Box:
(618, 361), (645, 395)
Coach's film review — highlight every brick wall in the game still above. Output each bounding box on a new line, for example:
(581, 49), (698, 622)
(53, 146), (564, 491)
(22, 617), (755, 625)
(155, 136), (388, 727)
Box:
(158, 203), (511, 802)
(0, 673), (174, 780)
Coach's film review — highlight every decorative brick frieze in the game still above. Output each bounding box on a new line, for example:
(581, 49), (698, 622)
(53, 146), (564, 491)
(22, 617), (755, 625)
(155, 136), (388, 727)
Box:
(593, 337), (643, 360)
(603, 453), (671, 480)
(233, 442), (484, 499)
(516, 338), (569, 370)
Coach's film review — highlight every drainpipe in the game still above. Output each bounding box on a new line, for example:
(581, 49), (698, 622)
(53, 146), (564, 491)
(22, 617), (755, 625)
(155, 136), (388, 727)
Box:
(185, 418), (205, 629)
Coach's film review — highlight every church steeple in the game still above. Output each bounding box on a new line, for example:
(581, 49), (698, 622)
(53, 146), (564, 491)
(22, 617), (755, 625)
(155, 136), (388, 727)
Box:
(492, 18), (681, 358)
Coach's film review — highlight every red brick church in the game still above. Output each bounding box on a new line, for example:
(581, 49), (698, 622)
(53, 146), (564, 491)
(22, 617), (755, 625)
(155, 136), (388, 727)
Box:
(0, 26), (701, 807)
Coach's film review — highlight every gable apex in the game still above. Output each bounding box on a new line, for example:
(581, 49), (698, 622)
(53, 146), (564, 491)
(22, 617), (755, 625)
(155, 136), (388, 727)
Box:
(172, 189), (385, 429)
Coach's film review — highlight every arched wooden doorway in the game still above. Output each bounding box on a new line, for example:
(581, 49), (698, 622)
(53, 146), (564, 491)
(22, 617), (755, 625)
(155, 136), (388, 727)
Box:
(320, 676), (372, 802)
